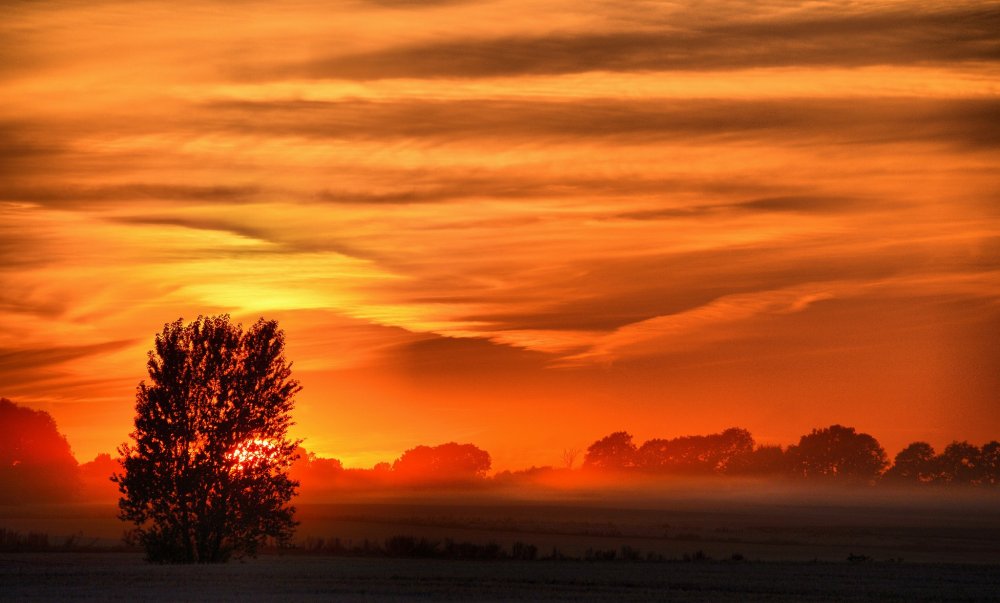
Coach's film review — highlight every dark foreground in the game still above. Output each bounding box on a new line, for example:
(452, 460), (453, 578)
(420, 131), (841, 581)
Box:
(4, 488), (1000, 601)
(3, 553), (999, 602)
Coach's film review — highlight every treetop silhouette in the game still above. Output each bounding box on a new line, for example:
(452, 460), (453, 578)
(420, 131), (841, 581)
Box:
(0, 398), (80, 504)
(583, 431), (638, 470)
(787, 424), (888, 483)
(393, 442), (491, 483)
(884, 442), (938, 484)
(114, 315), (301, 563)
(638, 428), (754, 473)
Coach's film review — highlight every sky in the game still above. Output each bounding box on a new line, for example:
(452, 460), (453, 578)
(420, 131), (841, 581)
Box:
(1, 0), (998, 470)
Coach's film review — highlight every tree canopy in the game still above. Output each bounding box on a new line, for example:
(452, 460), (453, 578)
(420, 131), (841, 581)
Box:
(787, 424), (888, 483)
(392, 442), (491, 483)
(114, 316), (301, 563)
(583, 431), (638, 470)
(638, 428), (754, 473)
(0, 398), (79, 504)
(884, 442), (938, 484)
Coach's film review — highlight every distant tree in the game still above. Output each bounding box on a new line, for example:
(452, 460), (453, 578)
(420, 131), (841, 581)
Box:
(392, 442), (491, 482)
(936, 441), (984, 485)
(982, 441), (1000, 486)
(80, 453), (120, 502)
(638, 428), (754, 474)
(289, 447), (344, 498)
(727, 445), (788, 476)
(713, 428), (756, 472)
(0, 398), (80, 504)
(787, 425), (888, 483)
(583, 431), (638, 470)
(114, 316), (301, 563)
(561, 447), (582, 470)
(637, 438), (675, 471)
(884, 442), (938, 484)
(493, 465), (561, 485)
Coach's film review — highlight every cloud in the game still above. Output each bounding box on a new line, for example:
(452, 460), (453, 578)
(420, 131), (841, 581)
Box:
(192, 97), (1000, 149)
(558, 285), (849, 365)
(314, 172), (785, 206)
(246, 6), (1000, 80)
(0, 288), (72, 319)
(558, 268), (1000, 366)
(389, 332), (551, 377)
(357, 0), (475, 6)
(450, 230), (1000, 339)
(1, 0), (998, 463)
(0, 339), (137, 378)
(0, 228), (54, 272)
(3, 184), (261, 208)
(734, 196), (868, 214)
(0, 122), (71, 178)
(615, 196), (869, 220)
(103, 212), (392, 263)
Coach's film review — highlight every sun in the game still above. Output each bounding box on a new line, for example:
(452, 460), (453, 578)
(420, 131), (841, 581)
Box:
(226, 438), (280, 473)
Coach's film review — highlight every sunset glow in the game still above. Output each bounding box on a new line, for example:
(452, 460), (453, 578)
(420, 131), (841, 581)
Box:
(2, 1), (998, 471)
(227, 439), (282, 474)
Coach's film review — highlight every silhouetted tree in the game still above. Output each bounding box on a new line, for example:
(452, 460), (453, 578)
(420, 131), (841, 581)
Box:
(583, 431), (638, 470)
(0, 398), (80, 504)
(727, 445), (788, 476)
(884, 442), (938, 484)
(638, 428), (754, 474)
(982, 441), (1000, 486)
(936, 441), (983, 485)
(80, 453), (120, 502)
(289, 447), (344, 499)
(787, 425), (888, 483)
(562, 447), (581, 470)
(637, 438), (676, 471)
(114, 316), (301, 563)
(714, 428), (756, 471)
(392, 442), (491, 483)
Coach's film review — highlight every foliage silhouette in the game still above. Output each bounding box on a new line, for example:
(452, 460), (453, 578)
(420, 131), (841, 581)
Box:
(884, 442), (938, 484)
(982, 441), (1000, 486)
(392, 442), (491, 483)
(114, 316), (301, 563)
(726, 444), (789, 476)
(0, 398), (80, 504)
(637, 428), (754, 474)
(290, 446), (344, 485)
(786, 424), (888, 483)
(583, 431), (638, 470)
(937, 441), (984, 485)
(80, 452), (120, 501)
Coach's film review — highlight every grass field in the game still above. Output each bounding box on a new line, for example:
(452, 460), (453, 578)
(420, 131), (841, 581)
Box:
(3, 487), (999, 601)
(4, 552), (1000, 602)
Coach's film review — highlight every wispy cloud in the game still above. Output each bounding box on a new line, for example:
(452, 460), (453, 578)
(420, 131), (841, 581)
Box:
(173, 97), (1000, 147)
(0, 340), (136, 373)
(560, 285), (845, 365)
(246, 6), (1000, 80)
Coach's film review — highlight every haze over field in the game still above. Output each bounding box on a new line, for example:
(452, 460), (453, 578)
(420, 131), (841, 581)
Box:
(2, 0), (999, 470)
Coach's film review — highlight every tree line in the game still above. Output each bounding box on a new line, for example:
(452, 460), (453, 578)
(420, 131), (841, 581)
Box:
(0, 398), (118, 504)
(291, 424), (1000, 490)
(577, 426), (1000, 486)
(3, 396), (998, 507)
(27, 315), (1000, 564)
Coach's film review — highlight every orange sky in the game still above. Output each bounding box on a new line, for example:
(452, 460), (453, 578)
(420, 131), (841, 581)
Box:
(2, 0), (998, 470)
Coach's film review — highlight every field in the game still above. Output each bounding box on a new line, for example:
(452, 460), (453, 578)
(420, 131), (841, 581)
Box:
(3, 486), (1000, 601)
(4, 553), (1000, 602)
